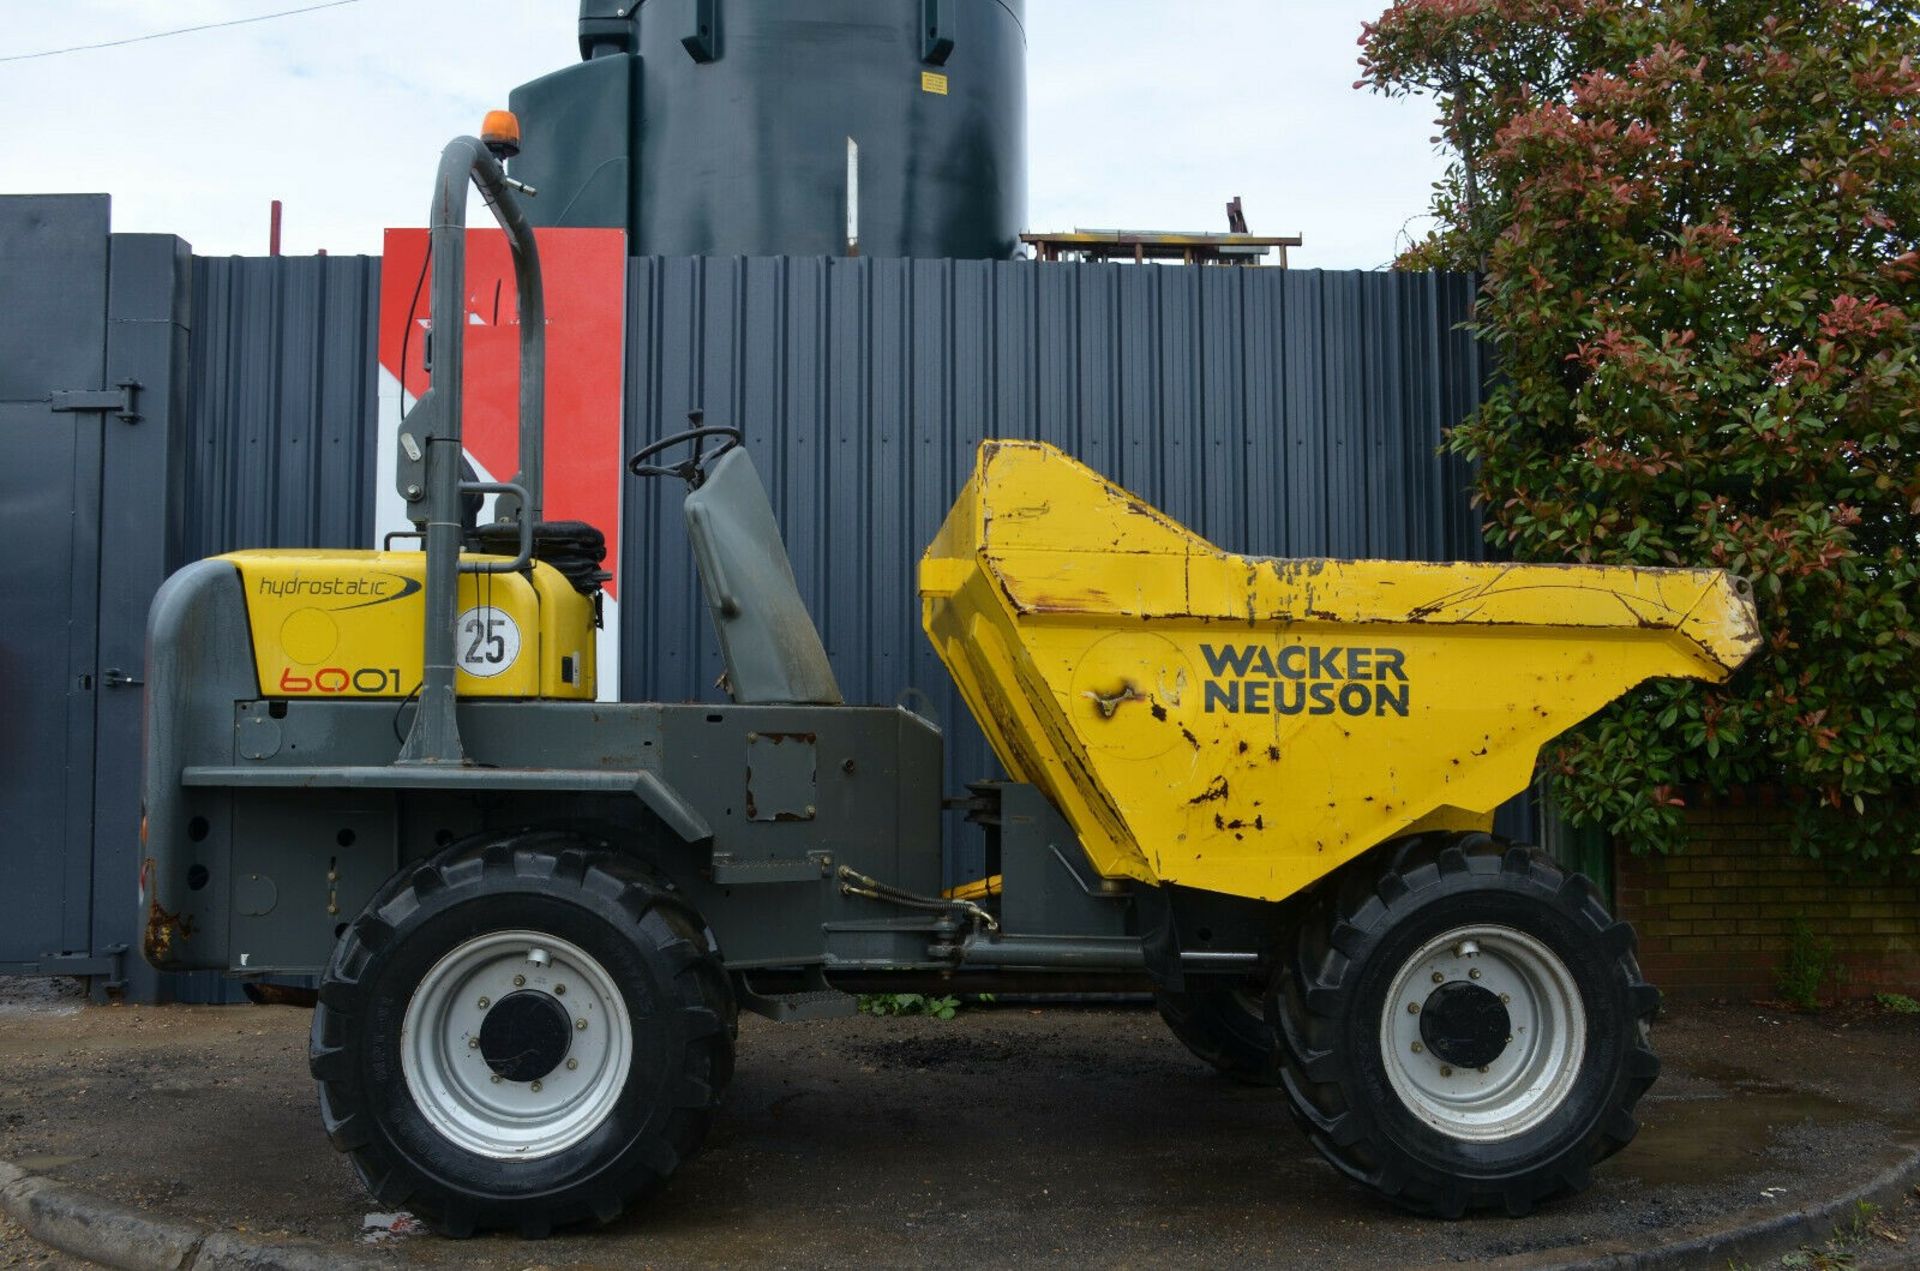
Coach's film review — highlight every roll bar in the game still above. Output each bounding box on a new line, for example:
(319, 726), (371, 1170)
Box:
(395, 134), (545, 767)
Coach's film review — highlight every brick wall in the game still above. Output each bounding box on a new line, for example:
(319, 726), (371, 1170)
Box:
(1612, 801), (1920, 1001)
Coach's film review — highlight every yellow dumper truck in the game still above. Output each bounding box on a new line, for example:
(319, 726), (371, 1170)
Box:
(139, 130), (1759, 1235)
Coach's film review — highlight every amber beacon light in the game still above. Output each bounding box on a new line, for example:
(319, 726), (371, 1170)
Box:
(481, 109), (522, 159)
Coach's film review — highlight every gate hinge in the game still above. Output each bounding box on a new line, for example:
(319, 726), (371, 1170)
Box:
(51, 378), (142, 424)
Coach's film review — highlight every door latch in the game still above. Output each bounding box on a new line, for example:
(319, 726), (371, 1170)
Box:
(102, 668), (143, 688)
(51, 379), (142, 425)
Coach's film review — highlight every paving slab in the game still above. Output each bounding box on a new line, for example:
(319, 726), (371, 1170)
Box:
(0, 980), (1914, 1269)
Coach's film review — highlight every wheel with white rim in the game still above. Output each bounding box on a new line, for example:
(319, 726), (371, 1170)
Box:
(1378, 925), (1585, 1142)
(311, 831), (734, 1237)
(1272, 833), (1660, 1218)
(400, 929), (633, 1160)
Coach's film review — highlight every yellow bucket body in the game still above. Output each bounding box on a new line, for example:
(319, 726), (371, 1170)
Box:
(920, 441), (1759, 903)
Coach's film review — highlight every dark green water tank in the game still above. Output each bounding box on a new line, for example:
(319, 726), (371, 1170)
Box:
(509, 0), (1027, 259)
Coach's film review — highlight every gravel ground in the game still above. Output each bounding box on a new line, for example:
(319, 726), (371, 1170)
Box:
(0, 977), (1915, 1269)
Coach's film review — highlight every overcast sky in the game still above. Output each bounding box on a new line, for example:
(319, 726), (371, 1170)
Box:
(2, 1), (1445, 268)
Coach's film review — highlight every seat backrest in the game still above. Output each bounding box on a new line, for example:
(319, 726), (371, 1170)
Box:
(682, 449), (843, 705)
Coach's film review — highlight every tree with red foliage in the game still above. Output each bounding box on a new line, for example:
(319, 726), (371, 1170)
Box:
(1362, 1), (1920, 866)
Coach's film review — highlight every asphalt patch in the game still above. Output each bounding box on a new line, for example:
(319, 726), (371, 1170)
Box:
(0, 988), (1913, 1269)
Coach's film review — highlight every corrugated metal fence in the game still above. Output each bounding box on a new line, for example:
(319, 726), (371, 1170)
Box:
(184, 255), (381, 559)
(621, 259), (1489, 882)
(181, 257), (1494, 889)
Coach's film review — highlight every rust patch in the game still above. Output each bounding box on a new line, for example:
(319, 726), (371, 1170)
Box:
(1024, 588), (1113, 613)
(1150, 703), (1167, 722)
(1189, 775), (1229, 804)
(1266, 744), (1281, 761)
(1236, 740), (1248, 754)
(1180, 727), (1200, 749)
(144, 898), (196, 964)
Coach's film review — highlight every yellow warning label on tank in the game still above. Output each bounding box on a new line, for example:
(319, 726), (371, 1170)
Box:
(921, 70), (949, 95)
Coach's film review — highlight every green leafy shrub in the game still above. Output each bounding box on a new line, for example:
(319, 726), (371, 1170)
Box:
(1361, 0), (1920, 869)
(858, 993), (960, 1020)
(1874, 991), (1920, 1014)
(1776, 918), (1840, 1009)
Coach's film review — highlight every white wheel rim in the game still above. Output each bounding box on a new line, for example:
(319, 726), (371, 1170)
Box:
(1379, 924), (1585, 1143)
(400, 929), (632, 1160)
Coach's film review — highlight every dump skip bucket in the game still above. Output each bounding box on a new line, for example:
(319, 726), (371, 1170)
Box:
(921, 441), (1759, 902)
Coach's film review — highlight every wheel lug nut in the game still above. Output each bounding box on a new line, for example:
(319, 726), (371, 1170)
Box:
(1500, 993), (1510, 1003)
(1431, 971), (1444, 984)
(468, 1037), (479, 1049)
(554, 984), (566, 996)
(566, 1058), (579, 1071)
(490, 1074), (502, 1084)
(477, 996), (490, 1009)
(1468, 968), (1482, 981)
(1407, 1002), (1420, 1014)
(1411, 1041), (1424, 1054)
(1440, 1065), (1453, 1077)
(1479, 1066), (1489, 1074)
(575, 1018), (587, 1031)
(530, 1080), (543, 1092)
(513, 974), (526, 987)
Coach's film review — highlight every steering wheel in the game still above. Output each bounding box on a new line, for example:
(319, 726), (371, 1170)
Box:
(627, 411), (742, 486)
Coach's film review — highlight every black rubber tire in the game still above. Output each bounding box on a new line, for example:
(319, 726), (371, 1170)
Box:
(310, 830), (735, 1237)
(1154, 983), (1282, 1086)
(1271, 832), (1660, 1218)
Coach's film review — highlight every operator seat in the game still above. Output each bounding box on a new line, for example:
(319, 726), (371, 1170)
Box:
(682, 448), (844, 705)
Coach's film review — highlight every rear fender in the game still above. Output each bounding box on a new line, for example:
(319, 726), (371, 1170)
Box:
(141, 561), (259, 969)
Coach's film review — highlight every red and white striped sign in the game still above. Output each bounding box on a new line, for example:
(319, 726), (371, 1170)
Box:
(375, 227), (628, 699)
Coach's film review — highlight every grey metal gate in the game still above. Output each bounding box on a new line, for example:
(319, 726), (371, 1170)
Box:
(0, 196), (112, 976)
(0, 197), (193, 992)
